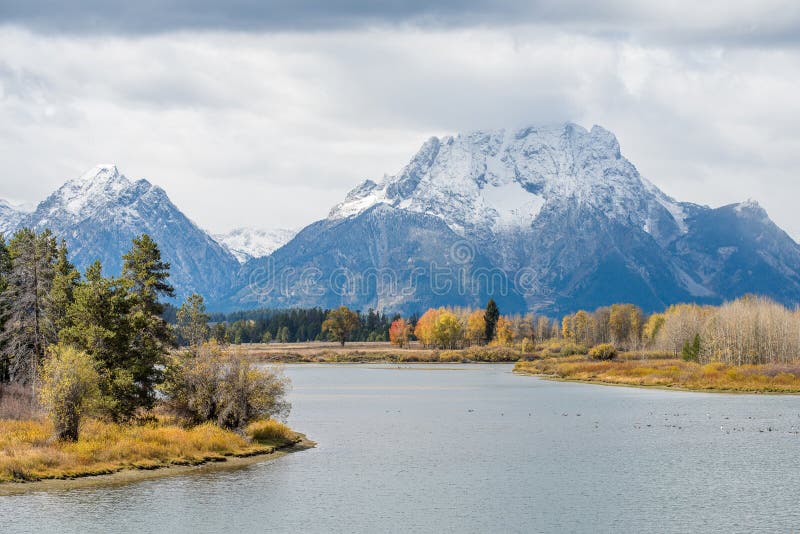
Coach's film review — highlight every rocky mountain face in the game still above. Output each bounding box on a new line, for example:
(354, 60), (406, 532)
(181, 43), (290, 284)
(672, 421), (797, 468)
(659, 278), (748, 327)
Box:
(235, 123), (800, 314)
(2, 165), (240, 308)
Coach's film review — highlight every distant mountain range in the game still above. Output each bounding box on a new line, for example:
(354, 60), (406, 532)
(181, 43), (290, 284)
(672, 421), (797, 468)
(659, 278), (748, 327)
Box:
(214, 227), (297, 263)
(3, 123), (800, 314)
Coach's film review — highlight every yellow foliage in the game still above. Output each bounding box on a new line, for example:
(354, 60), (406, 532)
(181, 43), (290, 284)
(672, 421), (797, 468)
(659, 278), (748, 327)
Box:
(493, 316), (514, 346)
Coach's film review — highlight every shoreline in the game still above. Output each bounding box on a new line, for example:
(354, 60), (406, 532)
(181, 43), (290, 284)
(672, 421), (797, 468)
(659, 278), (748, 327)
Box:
(514, 370), (800, 396)
(0, 434), (315, 496)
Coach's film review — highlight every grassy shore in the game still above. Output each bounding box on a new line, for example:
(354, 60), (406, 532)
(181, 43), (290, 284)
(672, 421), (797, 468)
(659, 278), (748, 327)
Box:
(0, 417), (307, 483)
(226, 341), (525, 363)
(514, 356), (800, 393)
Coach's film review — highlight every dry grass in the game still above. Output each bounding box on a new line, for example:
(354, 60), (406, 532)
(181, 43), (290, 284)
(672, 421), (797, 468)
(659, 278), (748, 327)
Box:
(0, 384), (41, 420)
(246, 419), (294, 445)
(222, 341), (524, 363)
(0, 417), (299, 482)
(514, 357), (800, 393)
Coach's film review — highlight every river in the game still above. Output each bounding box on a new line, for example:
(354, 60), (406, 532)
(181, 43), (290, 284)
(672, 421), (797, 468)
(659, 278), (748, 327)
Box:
(2, 364), (799, 533)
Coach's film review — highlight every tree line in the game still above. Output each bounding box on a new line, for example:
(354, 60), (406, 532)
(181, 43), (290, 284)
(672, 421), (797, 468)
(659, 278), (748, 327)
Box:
(387, 297), (800, 365)
(183, 306), (395, 345)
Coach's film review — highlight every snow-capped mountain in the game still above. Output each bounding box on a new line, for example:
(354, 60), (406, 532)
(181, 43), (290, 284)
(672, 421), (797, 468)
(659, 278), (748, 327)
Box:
(5, 124), (800, 315)
(235, 123), (800, 314)
(0, 199), (27, 237)
(330, 124), (691, 266)
(214, 227), (297, 263)
(9, 164), (240, 308)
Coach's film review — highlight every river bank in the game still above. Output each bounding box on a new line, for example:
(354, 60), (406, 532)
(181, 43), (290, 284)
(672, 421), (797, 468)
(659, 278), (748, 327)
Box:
(0, 417), (313, 492)
(514, 357), (800, 393)
(225, 341), (525, 363)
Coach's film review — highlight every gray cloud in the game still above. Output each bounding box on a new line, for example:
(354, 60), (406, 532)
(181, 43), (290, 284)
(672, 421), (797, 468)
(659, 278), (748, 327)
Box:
(0, 4), (799, 240)
(2, 1), (800, 47)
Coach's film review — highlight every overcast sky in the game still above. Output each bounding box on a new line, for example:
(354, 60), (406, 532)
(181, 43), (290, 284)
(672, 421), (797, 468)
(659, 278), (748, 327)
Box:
(1, 1), (799, 237)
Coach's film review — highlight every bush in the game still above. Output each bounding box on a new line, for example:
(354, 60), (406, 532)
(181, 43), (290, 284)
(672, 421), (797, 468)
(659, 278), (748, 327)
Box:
(162, 341), (291, 430)
(588, 343), (618, 361)
(38, 345), (101, 442)
(544, 341), (589, 357)
(520, 337), (536, 354)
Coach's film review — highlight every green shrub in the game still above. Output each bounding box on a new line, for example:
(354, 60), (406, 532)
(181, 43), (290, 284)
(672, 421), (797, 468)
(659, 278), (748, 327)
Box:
(588, 343), (617, 361)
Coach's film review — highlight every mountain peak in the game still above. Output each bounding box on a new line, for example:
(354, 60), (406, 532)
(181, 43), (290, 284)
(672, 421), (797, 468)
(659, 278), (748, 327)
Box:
(74, 163), (121, 183)
(329, 122), (674, 243)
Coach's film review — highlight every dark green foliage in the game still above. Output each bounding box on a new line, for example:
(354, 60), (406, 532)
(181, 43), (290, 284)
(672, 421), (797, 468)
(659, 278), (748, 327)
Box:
(48, 239), (80, 336)
(0, 228), (58, 383)
(207, 307), (392, 345)
(682, 334), (701, 362)
(484, 299), (500, 343)
(115, 235), (175, 415)
(60, 261), (137, 420)
(0, 235), (11, 382)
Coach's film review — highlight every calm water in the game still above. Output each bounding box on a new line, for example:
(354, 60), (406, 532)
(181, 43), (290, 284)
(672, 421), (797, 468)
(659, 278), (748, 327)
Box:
(3, 364), (800, 533)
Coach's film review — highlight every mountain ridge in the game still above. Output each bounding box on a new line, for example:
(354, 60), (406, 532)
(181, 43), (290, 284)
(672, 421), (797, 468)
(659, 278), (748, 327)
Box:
(2, 123), (799, 314)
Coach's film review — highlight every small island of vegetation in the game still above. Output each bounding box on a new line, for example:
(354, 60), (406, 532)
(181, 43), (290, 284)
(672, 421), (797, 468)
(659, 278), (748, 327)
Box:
(0, 229), (304, 486)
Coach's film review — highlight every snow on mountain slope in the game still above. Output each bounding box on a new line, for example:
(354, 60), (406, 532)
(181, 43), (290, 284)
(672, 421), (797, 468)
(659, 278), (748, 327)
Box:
(214, 227), (298, 263)
(0, 199), (27, 236)
(329, 123), (690, 245)
(17, 164), (240, 307)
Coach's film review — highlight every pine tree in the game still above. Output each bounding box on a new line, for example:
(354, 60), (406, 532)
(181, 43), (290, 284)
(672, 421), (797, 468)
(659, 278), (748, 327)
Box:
(60, 261), (136, 420)
(176, 293), (210, 348)
(484, 299), (500, 344)
(120, 234), (175, 413)
(0, 235), (11, 382)
(0, 229), (58, 384)
(48, 239), (80, 337)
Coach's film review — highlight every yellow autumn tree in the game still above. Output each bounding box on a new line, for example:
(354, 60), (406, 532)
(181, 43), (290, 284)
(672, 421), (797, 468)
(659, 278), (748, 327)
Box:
(465, 310), (486, 346)
(493, 316), (514, 346)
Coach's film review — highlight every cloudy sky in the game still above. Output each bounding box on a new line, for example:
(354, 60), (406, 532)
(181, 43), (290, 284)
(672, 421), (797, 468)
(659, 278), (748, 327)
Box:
(1, 1), (799, 237)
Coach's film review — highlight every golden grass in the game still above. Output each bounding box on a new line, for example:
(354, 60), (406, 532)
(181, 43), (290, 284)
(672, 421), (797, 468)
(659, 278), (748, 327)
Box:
(245, 419), (294, 445)
(221, 342), (526, 364)
(0, 417), (299, 482)
(514, 357), (800, 393)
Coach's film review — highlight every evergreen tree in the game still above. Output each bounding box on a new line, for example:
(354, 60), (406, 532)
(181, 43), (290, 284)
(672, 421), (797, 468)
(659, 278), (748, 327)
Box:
(484, 299), (500, 343)
(0, 235), (11, 382)
(60, 261), (137, 420)
(120, 234), (175, 413)
(0, 228), (58, 384)
(176, 293), (210, 348)
(48, 239), (80, 336)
